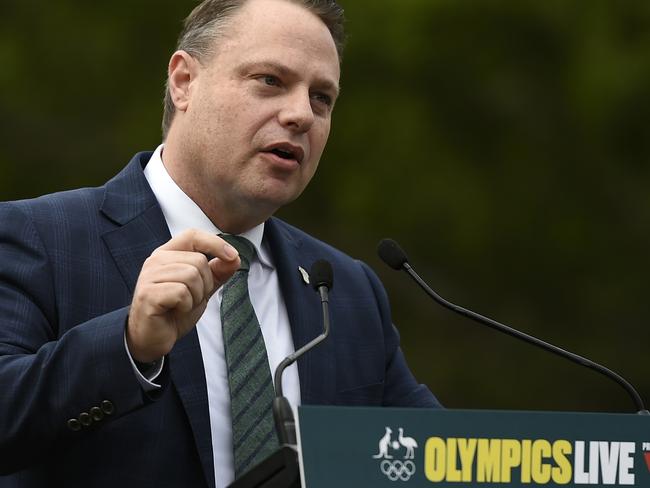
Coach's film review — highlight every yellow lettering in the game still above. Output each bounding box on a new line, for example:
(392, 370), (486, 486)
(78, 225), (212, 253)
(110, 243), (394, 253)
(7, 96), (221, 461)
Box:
(425, 436), (568, 485)
(477, 438), (501, 482)
(521, 439), (532, 483)
(425, 437), (446, 482)
(446, 438), (461, 482)
(552, 440), (572, 485)
(457, 438), (478, 482)
(531, 439), (552, 484)
(501, 440), (522, 483)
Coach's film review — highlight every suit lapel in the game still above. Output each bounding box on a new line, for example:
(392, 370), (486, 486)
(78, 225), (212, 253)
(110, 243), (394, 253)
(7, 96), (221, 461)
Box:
(100, 153), (216, 488)
(265, 219), (336, 406)
(100, 152), (171, 292)
(101, 205), (171, 293)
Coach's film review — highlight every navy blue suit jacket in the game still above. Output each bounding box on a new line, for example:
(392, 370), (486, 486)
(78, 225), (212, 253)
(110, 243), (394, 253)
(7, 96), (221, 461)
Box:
(0, 152), (440, 487)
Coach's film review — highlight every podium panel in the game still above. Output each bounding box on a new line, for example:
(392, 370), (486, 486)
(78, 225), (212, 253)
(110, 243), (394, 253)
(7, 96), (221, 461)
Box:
(297, 407), (650, 487)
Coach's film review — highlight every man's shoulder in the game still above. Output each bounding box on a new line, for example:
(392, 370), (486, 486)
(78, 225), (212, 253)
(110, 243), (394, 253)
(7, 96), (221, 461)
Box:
(0, 151), (154, 229)
(268, 217), (356, 263)
(0, 184), (104, 224)
(266, 217), (383, 287)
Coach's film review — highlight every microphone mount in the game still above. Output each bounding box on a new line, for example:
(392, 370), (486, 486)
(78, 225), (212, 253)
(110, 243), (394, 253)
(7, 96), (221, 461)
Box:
(378, 238), (649, 415)
(273, 259), (333, 446)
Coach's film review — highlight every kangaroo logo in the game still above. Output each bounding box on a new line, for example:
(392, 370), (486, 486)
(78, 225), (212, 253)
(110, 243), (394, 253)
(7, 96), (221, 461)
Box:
(373, 426), (417, 482)
(373, 427), (394, 459)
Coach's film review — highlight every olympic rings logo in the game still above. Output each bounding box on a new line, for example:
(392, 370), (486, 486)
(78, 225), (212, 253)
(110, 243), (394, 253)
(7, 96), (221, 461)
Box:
(380, 460), (416, 482)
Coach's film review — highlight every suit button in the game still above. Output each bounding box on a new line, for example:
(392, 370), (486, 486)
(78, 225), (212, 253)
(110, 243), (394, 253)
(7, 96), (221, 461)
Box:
(90, 406), (104, 422)
(101, 400), (115, 415)
(67, 419), (82, 431)
(79, 412), (92, 426)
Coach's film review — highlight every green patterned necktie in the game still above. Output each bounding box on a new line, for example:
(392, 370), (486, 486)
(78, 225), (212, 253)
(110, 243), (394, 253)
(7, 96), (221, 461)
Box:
(219, 234), (279, 478)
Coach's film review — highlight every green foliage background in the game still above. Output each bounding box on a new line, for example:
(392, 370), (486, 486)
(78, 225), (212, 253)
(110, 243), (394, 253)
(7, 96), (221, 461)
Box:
(1, 0), (648, 413)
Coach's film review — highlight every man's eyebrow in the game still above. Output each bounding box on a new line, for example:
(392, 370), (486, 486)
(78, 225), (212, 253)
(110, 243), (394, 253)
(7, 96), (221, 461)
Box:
(240, 61), (340, 97)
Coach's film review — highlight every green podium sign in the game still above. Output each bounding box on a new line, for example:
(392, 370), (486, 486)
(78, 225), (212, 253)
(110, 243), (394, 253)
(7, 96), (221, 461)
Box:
(297, 407), (650, 487)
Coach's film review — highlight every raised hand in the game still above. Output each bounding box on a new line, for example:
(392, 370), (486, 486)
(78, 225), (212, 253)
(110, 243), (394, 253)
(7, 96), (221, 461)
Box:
(126, 229), (241, 363)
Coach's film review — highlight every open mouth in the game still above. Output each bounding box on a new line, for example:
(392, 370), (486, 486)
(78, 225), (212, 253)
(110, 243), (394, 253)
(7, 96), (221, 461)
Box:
(263, 143), (304, 164)
(270, 148), (296, 160)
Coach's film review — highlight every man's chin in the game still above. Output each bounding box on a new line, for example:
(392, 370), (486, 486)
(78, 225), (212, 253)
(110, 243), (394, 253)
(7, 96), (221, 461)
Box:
(240, 186), (303, 219)
(257, 192), (302, 213)
(261, 177), (307, 203)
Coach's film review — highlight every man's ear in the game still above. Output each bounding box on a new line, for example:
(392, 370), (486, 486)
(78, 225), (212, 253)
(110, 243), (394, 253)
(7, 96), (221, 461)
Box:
(168, 50), (200, 113)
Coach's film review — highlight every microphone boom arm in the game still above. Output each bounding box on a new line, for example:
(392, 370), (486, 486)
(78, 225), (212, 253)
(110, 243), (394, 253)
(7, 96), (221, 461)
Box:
(274, 287), (331, 398)
(273, 260), (334, 447)
(402, 262), (649, 415)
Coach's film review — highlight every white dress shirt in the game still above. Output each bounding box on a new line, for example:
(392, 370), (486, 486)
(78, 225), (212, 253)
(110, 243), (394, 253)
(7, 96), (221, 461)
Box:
(142, 144), (301, 487)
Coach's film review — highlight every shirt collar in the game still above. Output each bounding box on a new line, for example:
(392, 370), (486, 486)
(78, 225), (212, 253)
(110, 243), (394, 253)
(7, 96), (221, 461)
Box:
(143, 144), (272, 269)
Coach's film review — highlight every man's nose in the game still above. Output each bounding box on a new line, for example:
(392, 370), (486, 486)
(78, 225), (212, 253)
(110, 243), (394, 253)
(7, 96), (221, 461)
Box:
(278, 89), (315, 133)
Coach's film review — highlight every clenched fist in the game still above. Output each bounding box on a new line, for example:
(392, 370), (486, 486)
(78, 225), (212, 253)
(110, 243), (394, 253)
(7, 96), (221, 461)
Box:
(126, 229), (241, 363)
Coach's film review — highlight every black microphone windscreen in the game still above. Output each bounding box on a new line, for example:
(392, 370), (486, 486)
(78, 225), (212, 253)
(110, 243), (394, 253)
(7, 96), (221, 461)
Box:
(377, 238), (408, 270)
(311, 259), (333, 290)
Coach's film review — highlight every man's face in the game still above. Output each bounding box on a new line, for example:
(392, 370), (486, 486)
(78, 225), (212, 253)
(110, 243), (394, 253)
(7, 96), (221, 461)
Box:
(175, 0), (340, 224)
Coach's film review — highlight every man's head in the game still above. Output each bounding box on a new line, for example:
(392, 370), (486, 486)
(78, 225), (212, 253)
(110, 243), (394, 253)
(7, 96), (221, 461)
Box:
(162, 0), (345, 139)
(162, 0), (344, 233)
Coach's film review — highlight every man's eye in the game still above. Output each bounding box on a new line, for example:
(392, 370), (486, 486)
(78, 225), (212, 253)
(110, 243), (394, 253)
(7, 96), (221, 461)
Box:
(311, 92), (332, 106)
(262, 75), (279, 86)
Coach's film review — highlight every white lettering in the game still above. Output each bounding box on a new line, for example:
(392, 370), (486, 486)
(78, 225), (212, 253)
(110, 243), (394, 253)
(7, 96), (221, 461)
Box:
(599, 442), (619, 485)
(574, 441), (590, 484)
(589, 441), (600, 484)
(574, 441), (635, 485)
(619, 442), (635, 485)
(643, 442), (650, 451)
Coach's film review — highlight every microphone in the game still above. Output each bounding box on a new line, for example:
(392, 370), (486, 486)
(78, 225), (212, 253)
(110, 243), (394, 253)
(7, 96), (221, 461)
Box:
(377, 238), (650, 415)
(273, 259), (334, 445)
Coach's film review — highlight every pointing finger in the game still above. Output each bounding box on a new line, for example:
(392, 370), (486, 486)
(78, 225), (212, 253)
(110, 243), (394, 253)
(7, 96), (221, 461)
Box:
(159, 229), (240, 264)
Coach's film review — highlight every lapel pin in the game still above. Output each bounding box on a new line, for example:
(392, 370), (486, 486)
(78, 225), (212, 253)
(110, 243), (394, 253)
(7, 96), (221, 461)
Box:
(298, 266), (310, 285)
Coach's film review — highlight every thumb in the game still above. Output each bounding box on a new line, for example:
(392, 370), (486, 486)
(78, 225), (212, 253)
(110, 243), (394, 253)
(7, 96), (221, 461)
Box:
(208, 255), (241, 292)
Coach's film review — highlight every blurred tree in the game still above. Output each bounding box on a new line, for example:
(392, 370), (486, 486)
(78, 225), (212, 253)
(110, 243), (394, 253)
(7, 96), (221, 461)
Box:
(1, 0), (648, 412)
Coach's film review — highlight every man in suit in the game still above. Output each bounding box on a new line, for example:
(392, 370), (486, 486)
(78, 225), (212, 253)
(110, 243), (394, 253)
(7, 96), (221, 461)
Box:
(0, 0), (441, 486)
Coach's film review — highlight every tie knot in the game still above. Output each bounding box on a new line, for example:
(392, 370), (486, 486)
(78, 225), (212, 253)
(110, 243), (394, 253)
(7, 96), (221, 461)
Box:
(220, 234), (256, 271)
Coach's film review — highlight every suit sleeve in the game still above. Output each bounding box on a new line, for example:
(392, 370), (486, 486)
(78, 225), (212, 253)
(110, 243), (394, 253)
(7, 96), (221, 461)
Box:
(359, 261), (443, 408)
(0, 202), (157, 474)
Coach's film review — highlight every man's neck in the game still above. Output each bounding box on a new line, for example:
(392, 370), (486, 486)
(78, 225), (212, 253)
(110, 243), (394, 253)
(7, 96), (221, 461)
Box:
(159, 143), (273, 234)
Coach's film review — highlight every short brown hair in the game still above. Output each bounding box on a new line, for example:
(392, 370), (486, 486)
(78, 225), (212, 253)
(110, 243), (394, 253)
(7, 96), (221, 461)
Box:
(161, 0), (346, 139)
